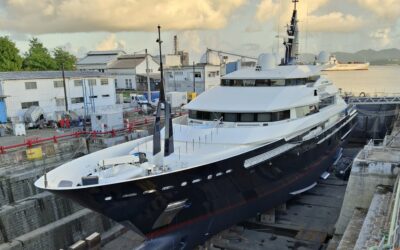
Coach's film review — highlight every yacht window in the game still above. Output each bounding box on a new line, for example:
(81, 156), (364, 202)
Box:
(105, 196), (112, 201)
(278, 110), (290, 120)
(211, 112), (222, 120)
(226, 169), (232, 173)
(207, 175), (213, 180)
(243, 80), (255, 86)
(216, 172), (223, 177)
(189, 110), (197, 119)
(257, 113), (271, 122)
(319, 96), (335, 109)
(181, 181), (187, 186)
(255, 79), (273, 86)
(224, 113), (238, 122)
(189, 110), (290, 122)
(240, 113), (255, 122)
(285, 78), (306, 86)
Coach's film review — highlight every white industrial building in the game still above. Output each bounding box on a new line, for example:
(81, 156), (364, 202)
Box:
(77, 50), (126, 72)
(0, 71), (116, 120)
(107, 54), (160, 90)
(164, 53), (221, 94)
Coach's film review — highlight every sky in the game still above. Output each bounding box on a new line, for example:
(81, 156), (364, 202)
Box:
(0, 0), (399, 61)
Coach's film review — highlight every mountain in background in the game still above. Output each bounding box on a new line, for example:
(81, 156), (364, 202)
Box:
(299, 48), (400, 65)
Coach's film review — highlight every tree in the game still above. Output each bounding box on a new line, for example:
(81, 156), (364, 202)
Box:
(23, 37), (57, 71)
(0, 36), (23, 71)
(53, 47), (77, 70)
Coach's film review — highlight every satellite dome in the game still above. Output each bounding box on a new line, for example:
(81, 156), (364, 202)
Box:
(317, 51), (330, 64)
(256, 53), (277, 71)
(200, 52), (221, 65)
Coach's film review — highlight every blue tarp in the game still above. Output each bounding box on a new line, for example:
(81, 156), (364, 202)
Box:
(0, 101), (6, 123)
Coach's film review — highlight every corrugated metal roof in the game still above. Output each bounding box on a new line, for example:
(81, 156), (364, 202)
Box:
(0, 71), (111, 81)
(77, 54), (119, 65)
(87, 50), (125, 56)
(107, 54), (146, 69)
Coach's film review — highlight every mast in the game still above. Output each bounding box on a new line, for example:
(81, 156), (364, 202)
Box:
(283, 0), (299, 65)
(153, 25), (174, 164)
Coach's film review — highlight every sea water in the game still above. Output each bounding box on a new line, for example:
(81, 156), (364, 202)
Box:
(324, 66), (400, 95)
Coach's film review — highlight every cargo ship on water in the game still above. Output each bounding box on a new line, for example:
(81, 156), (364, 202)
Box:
(323, 55), (370, 71)
(35, 1), (357, 249)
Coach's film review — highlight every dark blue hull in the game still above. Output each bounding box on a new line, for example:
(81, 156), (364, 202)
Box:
(51, 113), (357, 249)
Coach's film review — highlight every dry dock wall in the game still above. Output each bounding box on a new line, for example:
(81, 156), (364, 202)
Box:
(0, 131), (149, 250)
(335, 155), (398, 234)
(0, 137), (110, 250)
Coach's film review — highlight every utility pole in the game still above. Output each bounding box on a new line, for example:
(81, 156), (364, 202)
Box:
(145, 49), (151, 103)
(61, 63), (68, 112)
(192, 61), (195, 93)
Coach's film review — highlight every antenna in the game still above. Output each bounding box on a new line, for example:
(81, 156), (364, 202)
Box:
(293, 0), (299, 10)
(156, 25), (165, 102)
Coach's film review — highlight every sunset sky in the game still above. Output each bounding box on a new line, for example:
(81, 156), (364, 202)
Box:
(0, 0), (399, 60)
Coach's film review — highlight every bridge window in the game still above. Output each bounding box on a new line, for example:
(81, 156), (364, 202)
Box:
(221, 78), (310, 87)
(189, 110), (291, 122)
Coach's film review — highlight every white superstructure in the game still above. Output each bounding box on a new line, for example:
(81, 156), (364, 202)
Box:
(35, 53), (353, 190)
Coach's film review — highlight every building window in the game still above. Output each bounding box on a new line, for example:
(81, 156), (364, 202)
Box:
(194, 72), (201, 78)
(114, 79), (118, 88)
(74, 80), (83, 87)
(71, 97), (84, 104)
(88, 79), (96, 86)
(89, 95), (98, 99)
(100, 79), (108, 85)
(125, 79), (129, 89)
(53, 80), (64, 88)
(21, 101), (39, 109)
(25, 82), (37, 90)
(102, 94), (110, 98)
(55, 98), (65, 107)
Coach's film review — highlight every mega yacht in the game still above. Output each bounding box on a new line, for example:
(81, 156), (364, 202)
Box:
(323, 55), (369, 71)
(35, 1), (357, 249)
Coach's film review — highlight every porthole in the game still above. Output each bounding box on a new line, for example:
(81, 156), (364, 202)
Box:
(192, 178), (201, 184)
(207, 175), (213, 180)
(122, 193), (137, 198)
(162, 186), (174, 191)
(104, 196), (112, 201)
(226, 169), (232, 174)
(143, 189), (156, 194)
(216, 172), (223, 177)
(181, 182), (187, 186)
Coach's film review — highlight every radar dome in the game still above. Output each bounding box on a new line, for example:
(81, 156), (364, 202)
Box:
(317, 51), (330, 64)
(200, 52), (221, 65)
(256, 53), (277, 70)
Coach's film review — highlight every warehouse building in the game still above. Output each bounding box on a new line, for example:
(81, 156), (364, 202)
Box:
(0, 71), (116, 120)
(164, 53), (221, 94)
(107, 54), (160, 91)
(77, 50), (126, 72)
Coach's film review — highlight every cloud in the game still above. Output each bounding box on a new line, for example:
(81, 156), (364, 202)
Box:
(354, 0), (400, 20)
(245, 24), (262, 33)
(306, 12), (363, 33)
(255, 0), (363, 33)
(96, 34), (126, 51)
(0, 0), (246, 34)
(370, 28), (391, 46)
